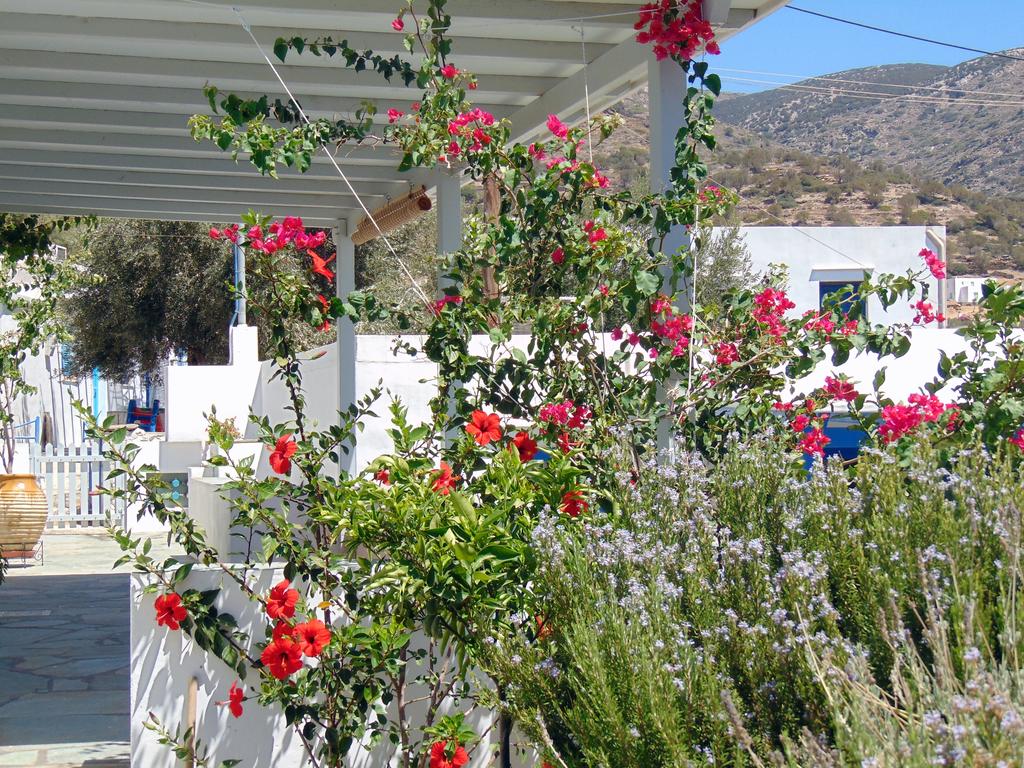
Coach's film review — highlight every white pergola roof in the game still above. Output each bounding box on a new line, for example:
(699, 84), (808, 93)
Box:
(0, 0), (786, 228)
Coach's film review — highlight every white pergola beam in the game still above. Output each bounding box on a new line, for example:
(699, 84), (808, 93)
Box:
(0, 50), (550, 102)
(0, 179), (379, 210)
(0, 0), (640, 41)
(0, 13), (613, 71)
(0, 164), (410, 197)
(0, 148), (432, 185)
(0, 193), (340, 225)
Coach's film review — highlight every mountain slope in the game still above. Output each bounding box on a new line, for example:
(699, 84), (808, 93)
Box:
(713, 54), (1024, 198)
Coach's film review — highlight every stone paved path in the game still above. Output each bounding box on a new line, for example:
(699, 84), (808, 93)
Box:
(0, 533), (182, 767)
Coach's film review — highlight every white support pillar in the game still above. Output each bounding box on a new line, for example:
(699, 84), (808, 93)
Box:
(334, 219), (358, 475)
(649, 55), (690, 457)
(435, 170), (463, 443)
(435, 169), (462, 291)
(648, 54), (690, 304)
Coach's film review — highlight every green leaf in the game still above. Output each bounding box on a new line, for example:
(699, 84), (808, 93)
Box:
(635, 271), (661, 296)
(273, 38), (289, 62)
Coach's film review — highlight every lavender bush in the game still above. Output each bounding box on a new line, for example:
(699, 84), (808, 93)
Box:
(486, 438), (1024, 767)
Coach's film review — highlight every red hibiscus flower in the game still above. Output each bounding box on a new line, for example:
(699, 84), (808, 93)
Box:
(218, 681), (244, 718)
(430, 741), (469, 768)
(272, 620), (293, 642)
(269, 434), (297, 475)
(154, 592), (187, 630)
(260, 636), (303, 680)
(375, 468), (390, 485)
(431, 462), (459, 495)
(309, 250), (336, 281)
(440, 64), (459, 79)
(511, 432), (538, 462)
(466, 410), (502, 446)
(266, 579), (299, 620)
(293, 619), (331, 657)
(561, 490), (587, 517)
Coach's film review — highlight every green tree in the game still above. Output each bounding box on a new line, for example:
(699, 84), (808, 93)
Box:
(62, 219), (235, 378)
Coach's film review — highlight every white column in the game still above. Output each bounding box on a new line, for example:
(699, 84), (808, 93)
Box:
(435, 170), (462, 290)
(334, 220), (357, 475)
(648, 55), (690, 306)
(435, 170), (463, 443)
(649, 55), (690, 457)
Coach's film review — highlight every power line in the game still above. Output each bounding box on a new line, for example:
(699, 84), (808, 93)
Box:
(716, 66), (1024, 99)
(725, 76), (1024, 108)
(786, 6), (1024, 63)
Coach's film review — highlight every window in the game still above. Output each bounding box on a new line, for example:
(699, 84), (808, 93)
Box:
(819, 281), (867, 320)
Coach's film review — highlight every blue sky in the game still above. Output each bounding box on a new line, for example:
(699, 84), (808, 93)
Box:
(714, 0), (1024, 92)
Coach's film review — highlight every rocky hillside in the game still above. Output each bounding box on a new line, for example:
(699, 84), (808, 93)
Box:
(713, 54), (1024, 198)
(593, 74), (1024, 279)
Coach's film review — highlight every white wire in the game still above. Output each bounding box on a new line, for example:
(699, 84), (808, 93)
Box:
(230, 7), (433, 308)
(725, 76), (1024, 107)
(576, 23), (595, 166)
(706, 174), (873, 271)
(716, 66), (1024, 99)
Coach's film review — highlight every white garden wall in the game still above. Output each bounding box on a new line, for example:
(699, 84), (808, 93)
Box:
(131, 567), (507, 768)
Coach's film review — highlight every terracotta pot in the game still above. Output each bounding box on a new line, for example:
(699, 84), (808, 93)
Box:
(0, 474), (48, 557)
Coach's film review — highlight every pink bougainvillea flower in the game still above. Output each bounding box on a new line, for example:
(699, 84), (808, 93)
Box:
(920, 247), (946, 279)
(528, 143), (546, 161)
(209, 227), (223, 240)
(791, 413), (810, 432)
(154, 592), (187, 630)
(1010, 429), (1024, 451)
(824, 376), (859, 403)
(551, 247), (564, 265)
(387, 108), (404, 123)
(269, 434), (297, 475)
(430, 741), (469, 768)
(715, 342), (738, 367)
(799, 427), (830, 456)
(293, 619), (331, 657)
(218, 681), (244, 718)
(261, 636), (303, 680)
(466, 410), (502, 446)
(611, 327), (624, 341)
(391, 17), (404, 31)
(588, 228), (607, 245)
(440, 64), (459, 79)
(912, 300), (945, 325)
(510, 432), (538, 462)
(878, 393), (958, 443)
(560, 490), (588, 518)
(431, 462), (458, 495)
(432, 294), (463, 316)
(546, 114), (569, 139)
(266, 579), (299, 620)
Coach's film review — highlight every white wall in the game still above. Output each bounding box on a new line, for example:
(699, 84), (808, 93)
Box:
(731, 226), (946, 325)
(131, 567), (506, 768)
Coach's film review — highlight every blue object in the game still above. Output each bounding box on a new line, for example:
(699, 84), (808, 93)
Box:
(126, 398), (161, 432)
(802, 415), (869, 470)
(819, 281), (866, 320)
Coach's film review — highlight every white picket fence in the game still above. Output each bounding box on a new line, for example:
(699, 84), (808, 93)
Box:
(30, 443), (125, 530)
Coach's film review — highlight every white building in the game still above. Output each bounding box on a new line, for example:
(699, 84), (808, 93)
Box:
(947, 276), (988, 304)
(732, 226), (947, 326)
